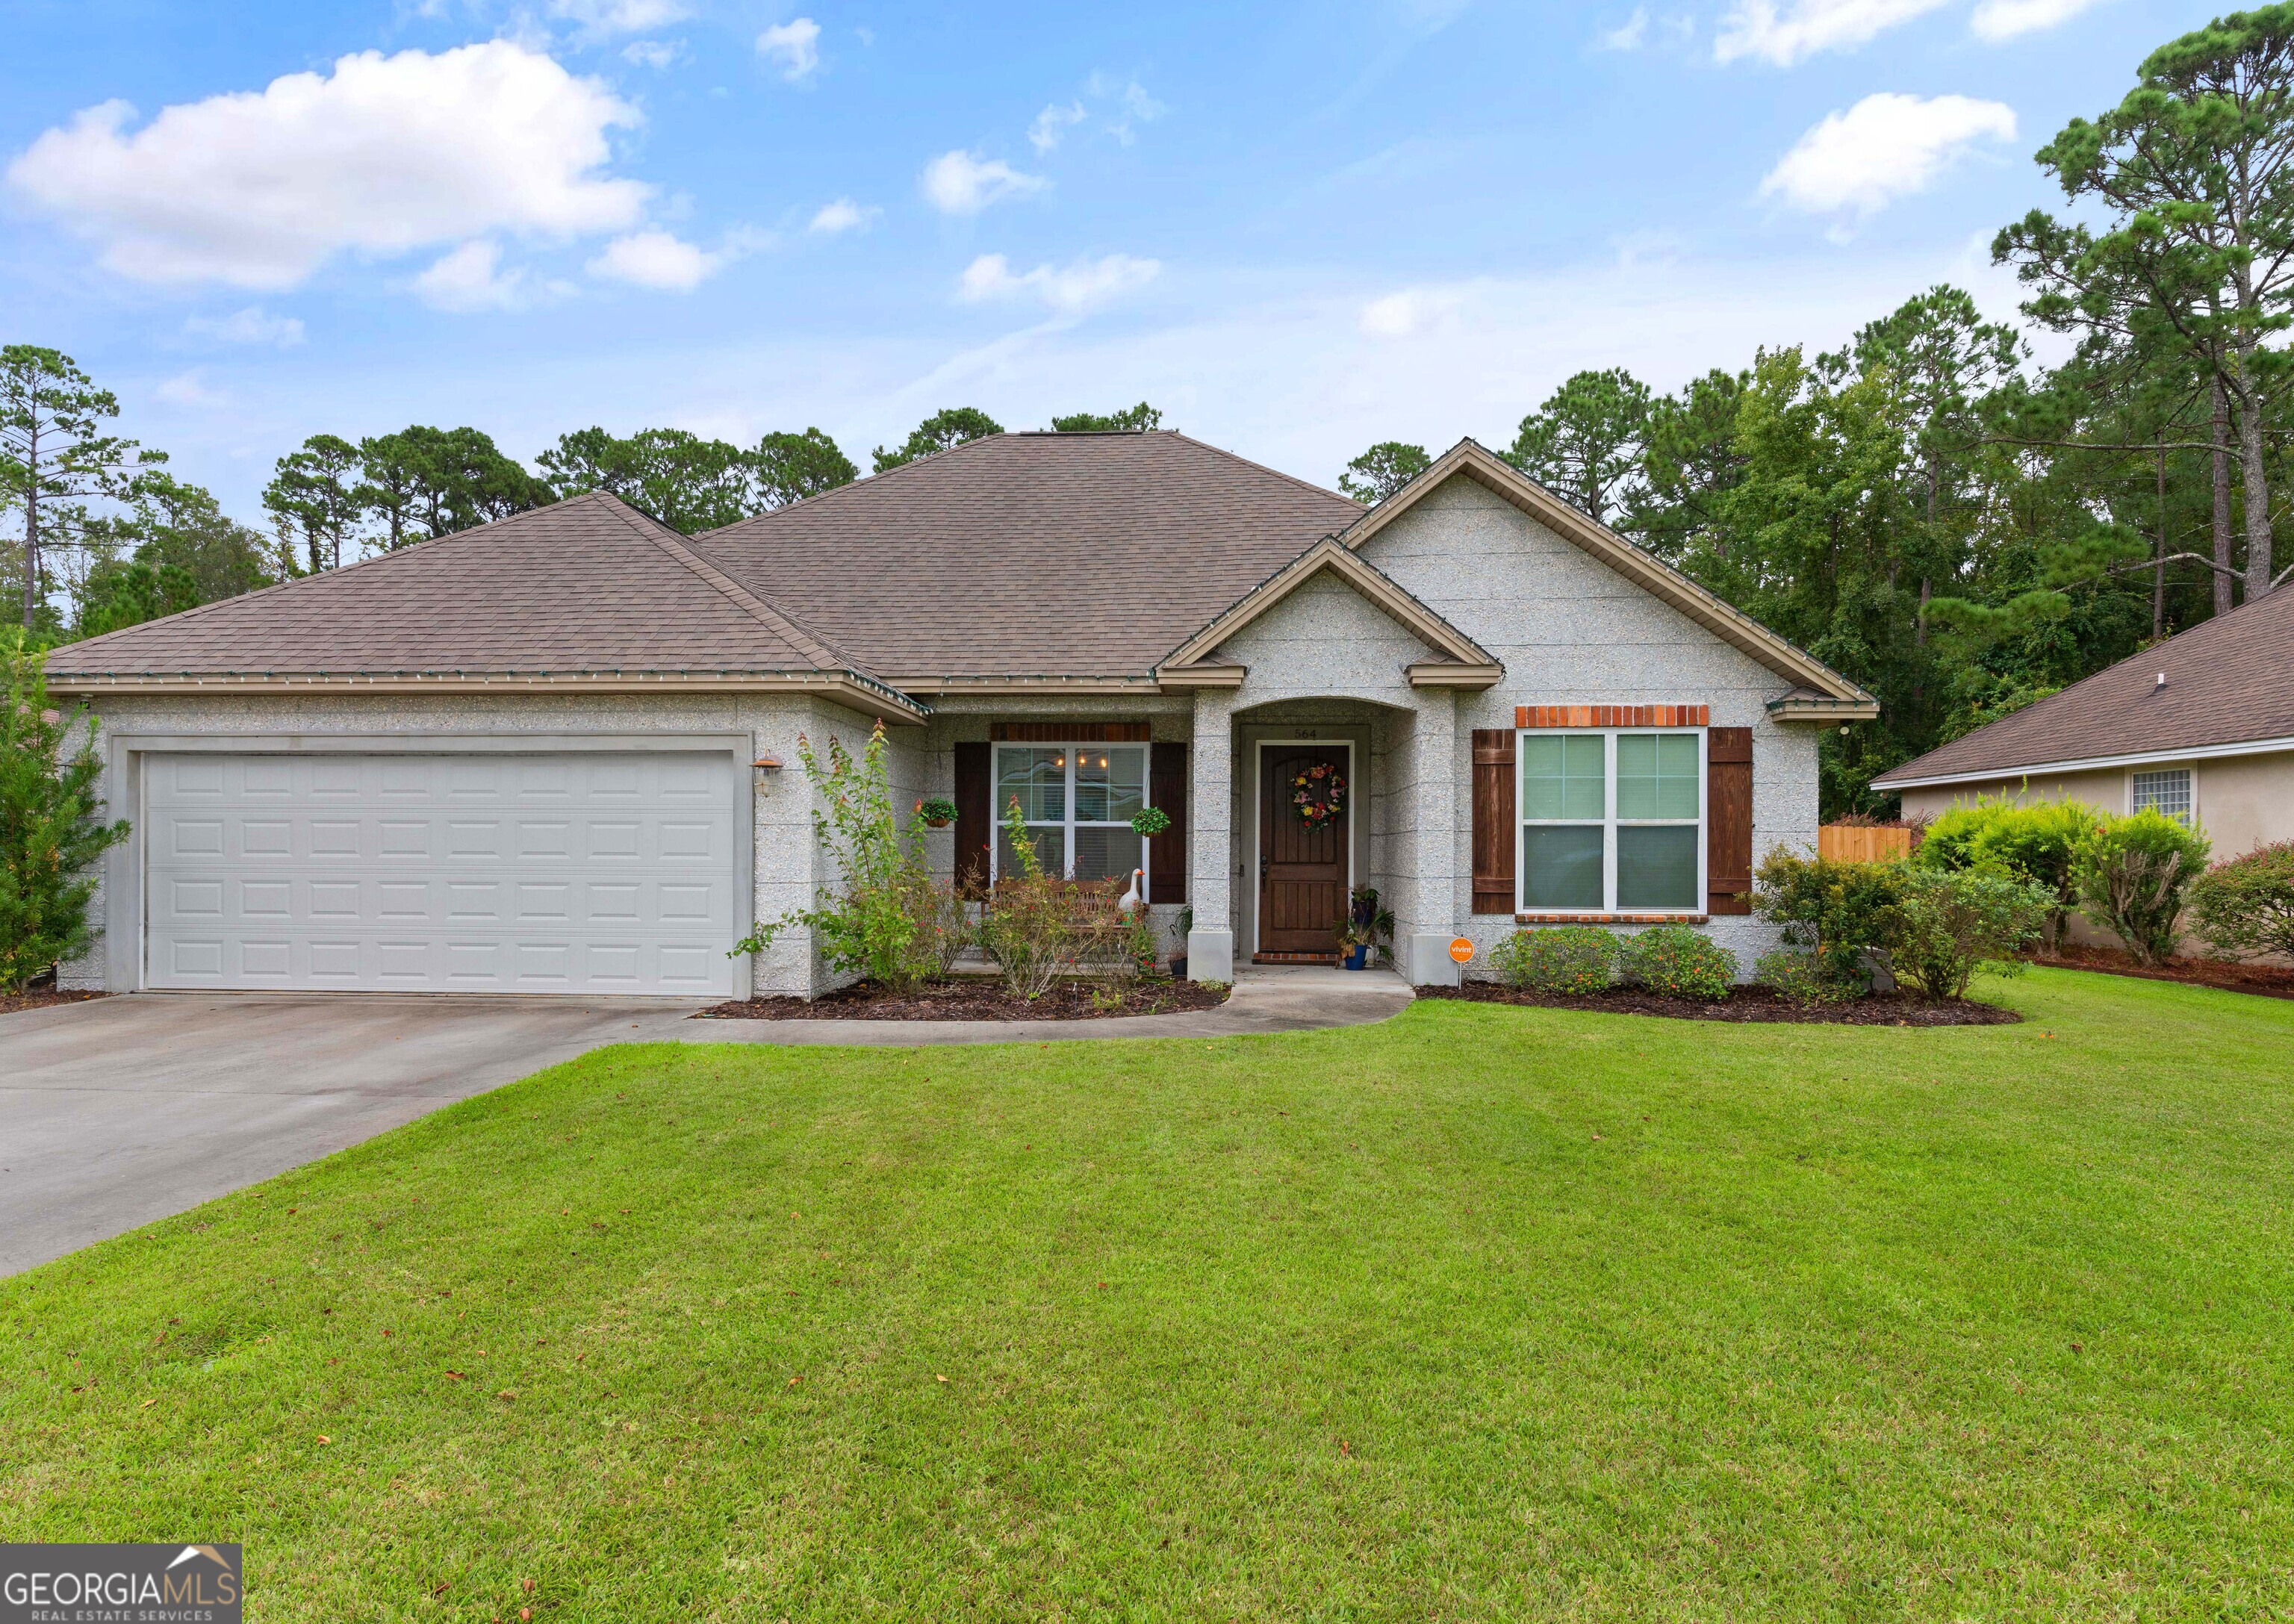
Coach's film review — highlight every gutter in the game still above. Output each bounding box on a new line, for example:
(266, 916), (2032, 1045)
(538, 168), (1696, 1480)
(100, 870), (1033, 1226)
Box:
(1874, 732), (2294, 791)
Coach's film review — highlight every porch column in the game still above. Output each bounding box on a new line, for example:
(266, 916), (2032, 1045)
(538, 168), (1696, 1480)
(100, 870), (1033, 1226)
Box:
(1187, 690), (1237, 980)
(1404, 688), (1462, 986)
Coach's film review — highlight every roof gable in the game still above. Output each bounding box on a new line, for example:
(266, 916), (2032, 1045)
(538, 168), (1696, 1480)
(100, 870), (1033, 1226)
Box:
(1157, 536), (1500, 688)
(1340, 439), (1875, 710)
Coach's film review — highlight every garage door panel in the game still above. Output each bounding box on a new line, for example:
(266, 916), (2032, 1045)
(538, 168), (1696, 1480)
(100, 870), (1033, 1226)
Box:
(146, 751), (739, 995)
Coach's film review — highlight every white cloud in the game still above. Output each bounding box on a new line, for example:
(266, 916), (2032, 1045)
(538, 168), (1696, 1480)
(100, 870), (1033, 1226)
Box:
(550, 0), (688, 37)
(808, 198), (877, 234)
(1596, 7), (1650, 47)
(155, 370), (226, 407)
(757, 18), (822, 81)
(1096, 76), (1166, 144)
(920, 150), (1048, 215)
(1715, 0), (1951, 64)
(957, 252), (1160, 315)
(5, 43), (647, 290)
(585, 228), (726, 290)
(411, 239), (530, 311)
(621, 39), (683, 68)
(1969, 0), (2103, 40)
(1760, 93), (2017, 218)
(1029, 102), (1087, 153)
(182, 307), (305, 346)
(1358, 287), (1468, 338)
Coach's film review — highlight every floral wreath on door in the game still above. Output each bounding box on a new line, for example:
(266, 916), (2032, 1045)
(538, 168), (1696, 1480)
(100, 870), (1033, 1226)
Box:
(1290, 761), (1347, 827)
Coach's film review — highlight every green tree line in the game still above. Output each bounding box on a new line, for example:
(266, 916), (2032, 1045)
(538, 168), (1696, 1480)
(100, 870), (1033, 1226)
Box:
(1340, 7), (2294, 814)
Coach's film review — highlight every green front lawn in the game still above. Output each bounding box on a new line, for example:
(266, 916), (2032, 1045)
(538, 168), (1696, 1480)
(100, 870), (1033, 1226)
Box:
(4, 970), (2293, 1619)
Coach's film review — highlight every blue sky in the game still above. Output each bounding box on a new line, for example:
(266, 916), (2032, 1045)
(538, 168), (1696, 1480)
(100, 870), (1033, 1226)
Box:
(1, 0), (2213, 520)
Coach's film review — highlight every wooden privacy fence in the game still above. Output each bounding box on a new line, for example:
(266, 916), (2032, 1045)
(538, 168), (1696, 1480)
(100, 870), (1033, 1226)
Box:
(1819, 824), (1912, 864)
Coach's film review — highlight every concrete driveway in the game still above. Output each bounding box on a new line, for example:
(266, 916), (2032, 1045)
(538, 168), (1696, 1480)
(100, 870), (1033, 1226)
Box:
(0, 992), (698, 1276)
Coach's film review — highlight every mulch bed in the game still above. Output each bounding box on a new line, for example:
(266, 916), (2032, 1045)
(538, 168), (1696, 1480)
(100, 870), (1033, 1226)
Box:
(0, 989), (109, 1016)
(2034, 944), (2294, 1001)
(1424, 981), (2019, 1026)
(699, 977), (1231, 1023)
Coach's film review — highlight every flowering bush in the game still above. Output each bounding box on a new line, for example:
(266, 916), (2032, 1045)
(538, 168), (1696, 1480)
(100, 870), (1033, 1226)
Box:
(2188, 841), (2294, 962)
(1489, 926), (1617, 993)
(1618, 924), (1737, 1001)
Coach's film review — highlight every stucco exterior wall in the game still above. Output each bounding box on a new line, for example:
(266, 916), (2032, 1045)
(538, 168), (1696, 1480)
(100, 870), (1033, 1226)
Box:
(1352, 477), (1825, 976)
(60, 689), (888, 999)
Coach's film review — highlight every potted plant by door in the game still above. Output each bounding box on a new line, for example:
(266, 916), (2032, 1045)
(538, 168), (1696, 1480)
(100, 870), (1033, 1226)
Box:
(1335, 886), (1391, 969)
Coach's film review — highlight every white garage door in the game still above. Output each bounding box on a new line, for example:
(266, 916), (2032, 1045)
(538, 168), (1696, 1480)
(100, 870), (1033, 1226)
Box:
(145, 751), (742, 995)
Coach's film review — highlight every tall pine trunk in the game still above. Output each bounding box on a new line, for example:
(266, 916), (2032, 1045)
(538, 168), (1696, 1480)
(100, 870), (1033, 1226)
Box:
(2213, 375), (2235, 617)
(18, 421), (37, 632)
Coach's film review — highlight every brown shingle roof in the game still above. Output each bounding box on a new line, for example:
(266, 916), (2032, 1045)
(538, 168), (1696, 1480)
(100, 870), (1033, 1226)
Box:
(692, 430), (1366, 680)
(43, 491), (871, 682)
(1873, 584), (2294, 786)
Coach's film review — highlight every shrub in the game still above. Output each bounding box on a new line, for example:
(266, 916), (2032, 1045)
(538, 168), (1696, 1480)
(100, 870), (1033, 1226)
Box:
(1916, 794), (2100, 953)
(1889, 867), (2050, 1001)
(1618, 924), (1737, 1001)
(2073, 810), (2212, 965)
(728, 721), (957, 992)
(973, 800), (1100, 1001)
(1, 635), (131, 992)
(1488, 926), (1617, 993)
(1753, 847), (1903, 993)
(1753, 948), (1852, 1004)
(2188, 841), (2294, 962)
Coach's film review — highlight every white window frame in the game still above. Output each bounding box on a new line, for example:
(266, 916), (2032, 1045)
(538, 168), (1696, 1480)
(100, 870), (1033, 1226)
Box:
(989, 740), (1151, 887)
(2128, 765), (2195, 825)
(1516, 727), (1706, 915)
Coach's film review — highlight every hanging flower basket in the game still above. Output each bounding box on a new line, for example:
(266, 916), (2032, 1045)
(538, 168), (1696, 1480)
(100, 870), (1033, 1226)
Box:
(1290, 762), (1347, 827)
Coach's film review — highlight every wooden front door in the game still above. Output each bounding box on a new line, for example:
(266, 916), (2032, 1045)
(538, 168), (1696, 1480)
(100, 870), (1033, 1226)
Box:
(1258, 744), (1349, 955)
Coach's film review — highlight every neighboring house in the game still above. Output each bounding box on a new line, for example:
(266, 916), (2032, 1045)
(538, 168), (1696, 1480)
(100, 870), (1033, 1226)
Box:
(44, 432), (1874, 998)
(1873, 582), (2294, 866)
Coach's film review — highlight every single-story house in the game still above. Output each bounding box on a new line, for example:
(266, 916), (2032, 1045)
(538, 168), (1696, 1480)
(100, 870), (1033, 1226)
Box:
(45, 432), (1876, 998)
(1873, 581), (2293, 865)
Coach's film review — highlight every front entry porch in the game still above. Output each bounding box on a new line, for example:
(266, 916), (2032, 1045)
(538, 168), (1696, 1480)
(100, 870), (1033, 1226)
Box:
(1185, 694), (1464, 987)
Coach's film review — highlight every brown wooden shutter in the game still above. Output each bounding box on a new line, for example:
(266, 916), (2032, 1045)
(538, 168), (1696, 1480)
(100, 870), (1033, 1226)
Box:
(953, 741), (992, 898)
(1148, 741), (1188, 904)
(1471, 728), (1515, 915)
(1707, 727), (1754, 915)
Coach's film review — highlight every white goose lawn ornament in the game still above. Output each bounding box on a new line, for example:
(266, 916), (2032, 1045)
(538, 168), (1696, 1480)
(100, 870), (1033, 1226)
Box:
(1117, 868), (1145, 915)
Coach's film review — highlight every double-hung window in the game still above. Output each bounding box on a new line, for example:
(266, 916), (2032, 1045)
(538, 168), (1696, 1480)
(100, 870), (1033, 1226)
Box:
(992, 742), (1150, 885)
(1518, 729), (1703, 913)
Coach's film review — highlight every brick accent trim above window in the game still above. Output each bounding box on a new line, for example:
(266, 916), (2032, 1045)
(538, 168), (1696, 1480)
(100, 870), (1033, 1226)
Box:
(990, 721), (1153, 742)
(1516, 704), (1710, 729)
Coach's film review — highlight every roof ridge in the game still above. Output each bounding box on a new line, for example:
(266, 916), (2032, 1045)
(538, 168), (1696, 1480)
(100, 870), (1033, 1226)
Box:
(1160, 429), (1361, 511)
(693, 432), (1011, 541)
(595, 497), (865, 674)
